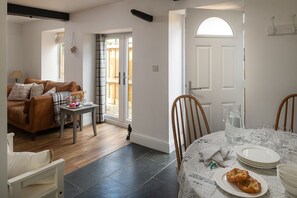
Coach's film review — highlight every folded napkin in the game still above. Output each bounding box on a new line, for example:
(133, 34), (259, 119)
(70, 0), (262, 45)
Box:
(197, 143), (229, 167)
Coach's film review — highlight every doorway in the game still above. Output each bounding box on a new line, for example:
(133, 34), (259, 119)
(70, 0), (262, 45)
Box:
(185, 8), (244, 132)
(105, 33), (132, 127)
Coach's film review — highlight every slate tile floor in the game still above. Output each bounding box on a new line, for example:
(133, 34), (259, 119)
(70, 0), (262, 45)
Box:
(64, 143), (179, 198)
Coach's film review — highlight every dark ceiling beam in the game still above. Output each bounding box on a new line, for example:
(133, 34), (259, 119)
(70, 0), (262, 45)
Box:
(7, 3), (69, 21)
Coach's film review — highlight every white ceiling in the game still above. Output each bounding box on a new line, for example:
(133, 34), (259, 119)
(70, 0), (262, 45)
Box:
(8, 0), (123, 13)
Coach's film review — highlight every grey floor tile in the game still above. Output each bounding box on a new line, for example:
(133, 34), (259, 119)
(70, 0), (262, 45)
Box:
(75, 177), (130, 198)
(155, 161), (179, 187)
(65, 157), (124, 190)
(64, 179), (82, 198)
(128, 178), (179, 198)
(144, 150), (176, 165)
(109, 157), (165, 190)
(106, 143), (152, 164)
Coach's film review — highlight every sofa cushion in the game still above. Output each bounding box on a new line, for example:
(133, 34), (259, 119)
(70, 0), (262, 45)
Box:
(8, 83), (33, 101)
(44, 81), (78, 92)
(30, 83), (44, 99)
(8, 150), (52, 179)
(43, 87), (56, 96)
(7, 101), (29, 124)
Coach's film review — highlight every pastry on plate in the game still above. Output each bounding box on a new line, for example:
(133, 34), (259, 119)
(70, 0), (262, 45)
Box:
(226, 168), (249, 183)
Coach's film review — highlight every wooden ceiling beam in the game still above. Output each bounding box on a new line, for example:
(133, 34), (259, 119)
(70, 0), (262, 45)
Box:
(7, 3), (69, 21)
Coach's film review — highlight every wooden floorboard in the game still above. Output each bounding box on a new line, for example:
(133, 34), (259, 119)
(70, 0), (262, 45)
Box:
(10, 123), (130, 174)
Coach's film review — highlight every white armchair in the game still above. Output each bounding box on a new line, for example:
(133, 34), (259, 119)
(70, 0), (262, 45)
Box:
(7, 133), (65, 198)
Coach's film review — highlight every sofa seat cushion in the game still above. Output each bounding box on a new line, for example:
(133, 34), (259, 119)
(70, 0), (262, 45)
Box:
(44, 81), (78, 92)
(8, 101), (29, 124)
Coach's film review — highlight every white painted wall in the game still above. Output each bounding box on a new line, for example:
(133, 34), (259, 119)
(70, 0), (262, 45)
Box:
(41, 31), (59, 80)
(0, 0), (7, 195)
(168, 10), (185, 152)
(22, 20), (64, 79)
(244, 0), (297, 129)
(7, 22), (23, 84)
(82, 34), (96, 124)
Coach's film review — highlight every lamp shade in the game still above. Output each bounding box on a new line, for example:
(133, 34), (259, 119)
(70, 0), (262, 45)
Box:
(9, 71), (23, 82)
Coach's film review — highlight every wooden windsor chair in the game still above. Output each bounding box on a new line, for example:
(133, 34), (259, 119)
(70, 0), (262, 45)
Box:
(171, 95), (210, 172)
(274, 94), (297, 132)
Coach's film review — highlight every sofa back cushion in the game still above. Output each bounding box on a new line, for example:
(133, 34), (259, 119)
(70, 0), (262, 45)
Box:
(24, 77), (48, 88)
(44, 81), (78, 92)
(8, 83), (33, 101)
(30, 83), (44, 99)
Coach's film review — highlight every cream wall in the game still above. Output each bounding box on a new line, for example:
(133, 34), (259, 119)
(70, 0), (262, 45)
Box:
(22, 20), (64, 79)
(7, 22), (23, 84)
(41, 31), (59, 80)
(0, 0), (7, 195)
(168, 11), (185, 152)
(244, 0), (297, 128)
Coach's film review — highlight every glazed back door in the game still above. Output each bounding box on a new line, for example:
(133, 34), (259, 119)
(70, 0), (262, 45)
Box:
(105, 33), (132, 126)
(185, 8), (244, 132)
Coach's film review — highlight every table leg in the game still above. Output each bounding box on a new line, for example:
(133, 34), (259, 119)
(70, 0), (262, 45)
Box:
(59, 111), (65, 138)
(92, 108), (97, 136)
(80, 114), (83, 131)
(73, 112), (77, 144)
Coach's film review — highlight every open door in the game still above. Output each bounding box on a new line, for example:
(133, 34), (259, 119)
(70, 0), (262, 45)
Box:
(185, 8), (244, 132)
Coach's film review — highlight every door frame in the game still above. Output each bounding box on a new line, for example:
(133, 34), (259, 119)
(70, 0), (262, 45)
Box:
(104, 33), (132, 128)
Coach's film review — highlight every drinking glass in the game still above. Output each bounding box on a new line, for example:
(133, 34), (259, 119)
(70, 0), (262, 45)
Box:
(259, 124), (273, 146)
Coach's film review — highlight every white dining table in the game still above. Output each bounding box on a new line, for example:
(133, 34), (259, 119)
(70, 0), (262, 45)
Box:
(178, 129), (297, 198)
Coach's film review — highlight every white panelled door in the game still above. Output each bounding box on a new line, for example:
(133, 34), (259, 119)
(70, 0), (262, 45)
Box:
(185, 9), (244, 132)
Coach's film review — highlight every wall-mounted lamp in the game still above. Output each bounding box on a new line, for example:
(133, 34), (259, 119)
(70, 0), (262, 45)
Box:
(71, 32), (77, 53)
(9, 70), (23, 83)
(131, 9), (153, 22)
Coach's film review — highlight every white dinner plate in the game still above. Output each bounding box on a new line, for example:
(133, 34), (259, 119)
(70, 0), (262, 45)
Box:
(236, 156), (278, 169)
(214, 168), (268, 197)
(235, 144), (280, 164)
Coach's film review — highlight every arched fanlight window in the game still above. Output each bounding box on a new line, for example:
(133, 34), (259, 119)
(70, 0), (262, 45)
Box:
(197, 17), (233, 36)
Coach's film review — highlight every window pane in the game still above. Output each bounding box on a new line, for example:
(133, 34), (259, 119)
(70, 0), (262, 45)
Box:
(127, 37), (132, 120)
(59, 43), (64, 80)
(197, 17), (233, 36)
(106, 38), (120, 117)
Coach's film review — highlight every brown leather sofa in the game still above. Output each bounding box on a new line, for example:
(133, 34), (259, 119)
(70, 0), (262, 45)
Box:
(7, 78), (84, 138)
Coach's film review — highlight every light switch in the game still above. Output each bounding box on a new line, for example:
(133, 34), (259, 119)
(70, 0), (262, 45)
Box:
(152, 65), (159, 72)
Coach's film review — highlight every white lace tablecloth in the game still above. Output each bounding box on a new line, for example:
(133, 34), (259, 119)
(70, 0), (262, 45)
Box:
(178, 129), (297, 198)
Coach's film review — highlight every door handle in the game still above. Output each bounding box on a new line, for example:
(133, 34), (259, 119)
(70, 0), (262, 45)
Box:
(123, 72), (126, 85)
(189, 81), (202, 95)
(119, 72), (121, 85)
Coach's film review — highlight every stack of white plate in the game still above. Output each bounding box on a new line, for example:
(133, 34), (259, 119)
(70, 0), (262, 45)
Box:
(234, 144), (281, 169)
(277, 164), (297, 196)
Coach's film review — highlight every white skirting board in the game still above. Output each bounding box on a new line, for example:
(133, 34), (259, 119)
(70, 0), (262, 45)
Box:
(130, 132), (176, 154)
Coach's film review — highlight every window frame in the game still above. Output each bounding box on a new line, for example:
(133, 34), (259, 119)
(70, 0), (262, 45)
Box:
(195, 17), (234, 38)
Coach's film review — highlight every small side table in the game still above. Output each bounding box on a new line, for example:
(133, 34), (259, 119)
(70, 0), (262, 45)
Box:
(59, 104), (99, 144)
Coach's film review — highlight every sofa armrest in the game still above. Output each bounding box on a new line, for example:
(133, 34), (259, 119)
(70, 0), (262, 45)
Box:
(8, 159), (65, 198)
(7, 133), (14, 152)
(7, 84), (13, 97)
(28, 95), (55, 132)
